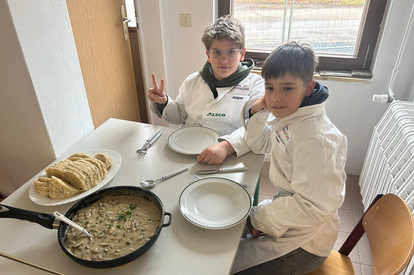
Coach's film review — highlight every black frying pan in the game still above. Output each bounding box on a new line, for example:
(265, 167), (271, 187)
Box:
(0, 186), (171, 268)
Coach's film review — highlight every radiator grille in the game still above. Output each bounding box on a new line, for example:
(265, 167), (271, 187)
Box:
(359, 100), (414, 213)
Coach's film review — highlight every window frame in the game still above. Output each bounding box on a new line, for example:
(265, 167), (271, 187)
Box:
(218, 0), (388, 72)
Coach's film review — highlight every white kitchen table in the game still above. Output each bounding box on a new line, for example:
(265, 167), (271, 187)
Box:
(0, 118), (265, 275)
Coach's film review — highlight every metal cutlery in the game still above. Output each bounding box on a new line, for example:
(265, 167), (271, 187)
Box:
(140, 166), (190, 188)
(136, 129), (162, 156)
(53, 211), (92, 241)
(195, 166), (248, 175)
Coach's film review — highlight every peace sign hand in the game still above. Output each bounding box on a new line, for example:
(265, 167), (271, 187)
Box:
(147, 73), (168, 104)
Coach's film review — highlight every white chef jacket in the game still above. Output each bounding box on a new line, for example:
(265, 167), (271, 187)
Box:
(232, 102), (347, 273)
(150, 71), (264, 157)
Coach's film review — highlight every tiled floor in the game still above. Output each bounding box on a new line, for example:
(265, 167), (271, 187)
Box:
(258, 161), (372, 274)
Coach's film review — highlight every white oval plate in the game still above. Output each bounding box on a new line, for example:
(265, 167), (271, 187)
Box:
(179, 177), (251, 229)
(29, 149), (122, 206)
(168, 126), (219, 155)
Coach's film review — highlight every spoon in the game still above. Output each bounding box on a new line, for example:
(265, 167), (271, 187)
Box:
(140, 166), (190, 188)
(53, 211), (92, 241)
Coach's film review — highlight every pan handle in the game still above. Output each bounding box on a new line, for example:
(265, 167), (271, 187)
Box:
(161, 212), (172, 228)
(0, 204), (55, 229)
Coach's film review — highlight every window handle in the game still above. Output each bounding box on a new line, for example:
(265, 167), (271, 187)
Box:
(120, 5), (130, 41)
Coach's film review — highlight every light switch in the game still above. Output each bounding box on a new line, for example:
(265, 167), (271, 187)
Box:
(180, 14), (191, 27)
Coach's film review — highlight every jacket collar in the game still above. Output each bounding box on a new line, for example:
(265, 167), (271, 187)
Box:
(300, 81), (329, 107)
(267, 102), (326, 131)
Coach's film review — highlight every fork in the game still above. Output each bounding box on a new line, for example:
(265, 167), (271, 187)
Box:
(136, 130), (162, 157)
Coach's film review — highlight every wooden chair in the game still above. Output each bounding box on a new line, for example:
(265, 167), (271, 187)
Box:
(306, 193), (414, 275)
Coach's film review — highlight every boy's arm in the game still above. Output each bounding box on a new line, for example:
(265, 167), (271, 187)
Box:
(244, 108), (272, 154)
(149, 75), (189, 125)
(149, 95), (188, 124)
(250, 133), (347, 238)
(250, 96), (267, 115)
(247, 216), (262, 237)
(196, 140), (235, 164)
(198, 75), (266, 162)
(147, 73), (167, 104)
(218, 76), (267, 157)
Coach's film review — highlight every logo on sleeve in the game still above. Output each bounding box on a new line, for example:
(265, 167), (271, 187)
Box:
(282, 126), (290, 142)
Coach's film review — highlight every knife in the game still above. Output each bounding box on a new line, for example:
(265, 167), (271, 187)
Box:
(195, 167), (248, 175)
(146, 130), (162, 148)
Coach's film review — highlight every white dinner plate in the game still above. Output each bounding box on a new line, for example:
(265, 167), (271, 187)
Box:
(168, 126), (219, 155)
(29, 149), (122, 206)
(179, 177), (251, 229)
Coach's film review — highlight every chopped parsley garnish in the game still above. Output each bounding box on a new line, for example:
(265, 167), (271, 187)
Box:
(117, 210), (132, 222)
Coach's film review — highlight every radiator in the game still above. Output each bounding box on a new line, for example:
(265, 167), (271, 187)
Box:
(359, 100), (414, 212)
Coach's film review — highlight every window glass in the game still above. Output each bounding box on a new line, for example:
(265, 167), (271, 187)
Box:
(235, 0), (364, 56)
(125, 0), (137, 28)
(221, 0), (387, 74)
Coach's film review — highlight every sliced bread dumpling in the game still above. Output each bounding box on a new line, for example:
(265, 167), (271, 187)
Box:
(65, 159), (95, 189)
(36, 151), (113, 199)
(69, 156), (106, 181)
(69, 153), (91, 159)
(94, 153), (112, 169)
(48, 176), (80, 199)
(73, 158), (101, 187)
(34, 177), (51, 196)
(45, 161), (89, 191)
(84, 157), (107, 180)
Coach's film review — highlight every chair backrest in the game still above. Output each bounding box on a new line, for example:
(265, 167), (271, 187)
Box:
(363, 193), (414, 275)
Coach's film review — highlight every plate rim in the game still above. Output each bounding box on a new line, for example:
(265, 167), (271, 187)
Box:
(28, 149), (122, 206)
(179, 177), (251, 230)
(167, 126), (219, 155)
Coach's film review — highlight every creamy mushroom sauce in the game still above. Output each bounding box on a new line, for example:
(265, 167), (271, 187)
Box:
(64, 194), (161, 261)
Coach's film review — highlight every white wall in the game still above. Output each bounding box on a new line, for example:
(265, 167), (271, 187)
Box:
(325, 0), (414, 173)
(1, 0), (414, 196)
(0, 0), (93, 196)
(136, 0), (214, 127)
(136, 0), (414, 175)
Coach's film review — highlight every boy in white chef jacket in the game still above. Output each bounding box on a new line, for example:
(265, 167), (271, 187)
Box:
(231, 42), (347, 274)
(147, 15), (264, 164)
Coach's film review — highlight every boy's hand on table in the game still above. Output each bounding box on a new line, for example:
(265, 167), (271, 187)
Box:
(197, 141), (235, 165)
(147, 73), (168, 104)
(247, 216), (262, 238)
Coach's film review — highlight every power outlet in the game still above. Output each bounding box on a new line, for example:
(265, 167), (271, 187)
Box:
(180, 14), (191, 27)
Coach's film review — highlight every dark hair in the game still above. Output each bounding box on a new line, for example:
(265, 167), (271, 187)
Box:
(201, 15), (245, 50)
(261, 42), (318, 83)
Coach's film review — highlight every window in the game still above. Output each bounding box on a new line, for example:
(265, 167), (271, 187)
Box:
(219, 0), (388, 76)
(125, 0), (137, 29)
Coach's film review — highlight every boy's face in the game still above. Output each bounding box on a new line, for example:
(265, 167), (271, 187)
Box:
(206, 39), (245, 81)
(264, 73), (315, 118)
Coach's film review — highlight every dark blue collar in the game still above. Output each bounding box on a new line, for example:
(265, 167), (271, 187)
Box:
(300, 81), (329, 107)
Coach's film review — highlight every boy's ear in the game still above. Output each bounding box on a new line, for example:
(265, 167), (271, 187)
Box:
(206, 49), (211, 62)
(239, 48), (246, 61)
(305, 80), (316, 96)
